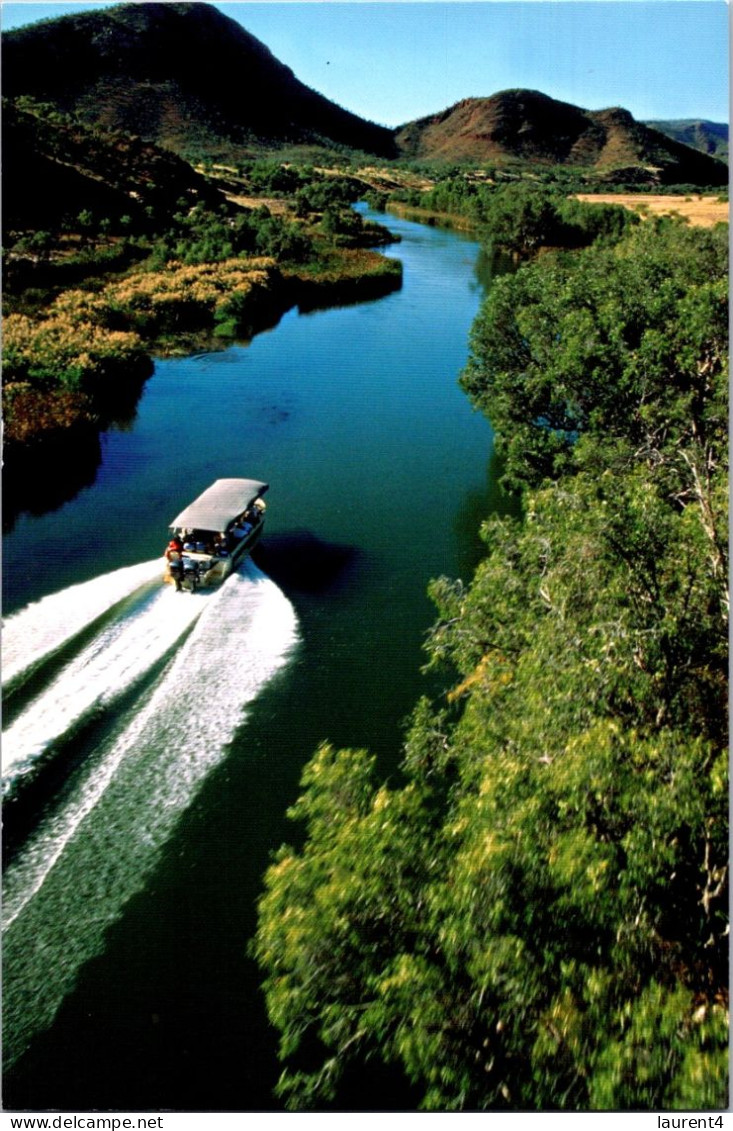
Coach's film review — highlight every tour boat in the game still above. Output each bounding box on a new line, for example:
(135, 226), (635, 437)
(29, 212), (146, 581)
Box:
(164, 478), (268, 591)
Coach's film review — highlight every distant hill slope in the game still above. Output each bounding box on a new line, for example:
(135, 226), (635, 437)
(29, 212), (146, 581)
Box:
(644, 119), (728, 163)
(3, 4), (726, 186)
(1, 0), (397, 160)
(2, 98), (225, 237)
(395, 90), (729, 184)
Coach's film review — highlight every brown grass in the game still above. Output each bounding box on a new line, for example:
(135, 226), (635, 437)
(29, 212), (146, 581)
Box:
(385, 202), (477, 232)
(222, 193), (292, 216)
(355, 166), (435, 193)
(575, 193), (728, 228)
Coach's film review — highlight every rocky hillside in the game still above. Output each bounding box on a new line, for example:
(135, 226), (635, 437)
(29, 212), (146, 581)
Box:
(2, 4), (726, 186)
(3, 98), (226, 238)
(1, 1), (397, 161)
(395, 90), (728, 184)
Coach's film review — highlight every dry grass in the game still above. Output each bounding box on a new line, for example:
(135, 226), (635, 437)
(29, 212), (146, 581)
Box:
(222, 193), (292, 216)
(575, 193), (728, 228)
(355, 166), (435, 193)
(386, 201), (477, 232)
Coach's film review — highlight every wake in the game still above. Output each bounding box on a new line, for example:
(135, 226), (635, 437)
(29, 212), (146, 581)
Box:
(2, 558), (299, 1064)
(2, 558), (165, 691)
(3, 577), (211, 786)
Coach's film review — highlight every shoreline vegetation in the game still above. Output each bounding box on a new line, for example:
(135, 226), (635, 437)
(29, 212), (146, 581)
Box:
(3, 248), (402, 452)
(3, 88), (729, 1114)
(4, 97), (727, 465)
(254, 203), (729, 1113)
(2, 96), (407, 459)
(6, 179), (726, 456)
(389, 191), (728, 235)
(383, 176), (727, 252)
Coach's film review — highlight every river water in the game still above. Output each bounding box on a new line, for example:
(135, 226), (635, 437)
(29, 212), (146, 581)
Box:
(2, 208), (511, 1111)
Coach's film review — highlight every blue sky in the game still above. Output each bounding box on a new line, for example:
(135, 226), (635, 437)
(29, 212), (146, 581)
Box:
(1, 1), (728, 126)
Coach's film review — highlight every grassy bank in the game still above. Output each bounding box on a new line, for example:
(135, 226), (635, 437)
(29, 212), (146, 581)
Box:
(386, 201), (479, 232)
(286, 246), (402, 310)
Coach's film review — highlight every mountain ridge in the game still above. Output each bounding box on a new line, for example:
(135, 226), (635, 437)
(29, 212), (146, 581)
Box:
(643, 119), (728, 162)
(1, 1), (397, 159)
(2, 2), (728, 185)
(395, 90), (728, 183)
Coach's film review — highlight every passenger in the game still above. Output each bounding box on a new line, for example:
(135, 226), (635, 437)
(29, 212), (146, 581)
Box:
(166, 537), (184, 592)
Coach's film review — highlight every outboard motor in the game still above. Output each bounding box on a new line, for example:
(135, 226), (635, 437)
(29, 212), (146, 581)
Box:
(168, 558), (184, 592)
(184, 558), (201, 591)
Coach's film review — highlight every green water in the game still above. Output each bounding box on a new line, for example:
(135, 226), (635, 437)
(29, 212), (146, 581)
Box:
(2, 209), (513, 1110)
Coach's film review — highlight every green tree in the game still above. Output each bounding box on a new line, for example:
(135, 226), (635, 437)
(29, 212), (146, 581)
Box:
(481, 183), (572, 254)
(461, 218), (728, 490)
(254, 213), (728, 1113)
(256, 470), (728, 1110)
(14, 229), (52, 264)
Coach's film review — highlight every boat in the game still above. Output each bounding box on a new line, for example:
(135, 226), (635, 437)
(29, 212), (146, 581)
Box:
(164, 477), (268, 591)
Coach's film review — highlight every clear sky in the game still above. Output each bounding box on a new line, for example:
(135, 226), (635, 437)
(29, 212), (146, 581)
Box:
(1, 1), (728, 127)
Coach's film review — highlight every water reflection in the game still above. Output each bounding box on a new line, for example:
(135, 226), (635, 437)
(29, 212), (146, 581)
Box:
(473, 246), (515, 292)
(2, 430), (103, 535)
(2, 371), (151, 533)
(452, 450), (522, 580)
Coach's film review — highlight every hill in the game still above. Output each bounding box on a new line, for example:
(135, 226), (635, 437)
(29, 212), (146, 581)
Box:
(394, 90), (729, 185)
(2, 5), (727, 186)
(644, 119), (728, 163)
(3, 98), (226, 239)
(1, 1), (397, 162)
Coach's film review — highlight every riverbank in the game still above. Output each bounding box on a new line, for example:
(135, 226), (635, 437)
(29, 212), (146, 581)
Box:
(253, 197), (729, 1117)
(387, 201), (479, 232)
(387, 189), (729, 251)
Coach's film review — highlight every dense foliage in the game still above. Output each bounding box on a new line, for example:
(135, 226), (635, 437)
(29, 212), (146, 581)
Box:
(393, 180), (641, 256)
(2, 260), (280, 442)
(462, 219), (729, 488)
(148, 203), (313, 268)
(254, 216), (729, 1111)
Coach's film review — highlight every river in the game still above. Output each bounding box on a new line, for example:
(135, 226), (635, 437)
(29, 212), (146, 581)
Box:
(2, 207), (512, 1111)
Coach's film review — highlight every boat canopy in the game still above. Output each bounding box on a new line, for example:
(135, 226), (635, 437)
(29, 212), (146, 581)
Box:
(170, 478), (268, 532)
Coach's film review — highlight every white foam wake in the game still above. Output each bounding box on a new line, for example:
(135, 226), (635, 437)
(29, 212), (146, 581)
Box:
(2, 558), (164, 689)
(3, 561), (299, 1066)
(2, 580), (211, 784)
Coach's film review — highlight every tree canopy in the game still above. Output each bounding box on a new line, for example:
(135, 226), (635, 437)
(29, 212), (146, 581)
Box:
(394, 179), (641, 256)
(254, 215), (728, 1111)
(461, 218), (728, 490)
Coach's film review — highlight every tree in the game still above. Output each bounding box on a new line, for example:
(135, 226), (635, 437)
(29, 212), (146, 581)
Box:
(256, 468), (728, 1110)
(14, 229), (52, 264)
(254, 212), (728, 1113)
(481, 183), (572, 255)
(254, 743), (443, 1108)
(77, 208), (94, 243)
(461, 218), (728, 490)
